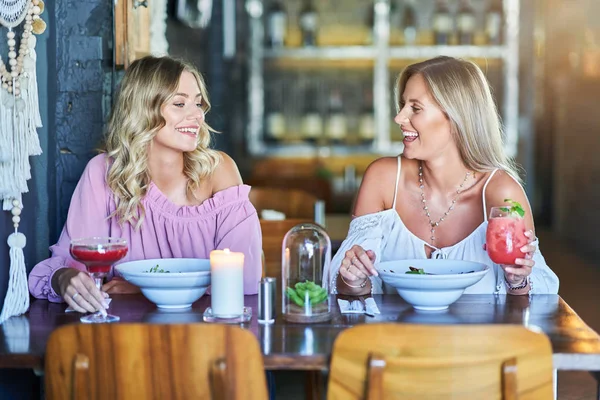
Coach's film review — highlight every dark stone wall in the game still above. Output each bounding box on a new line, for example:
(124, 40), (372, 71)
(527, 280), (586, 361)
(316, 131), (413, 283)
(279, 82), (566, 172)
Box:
(52, 0), (113, 242)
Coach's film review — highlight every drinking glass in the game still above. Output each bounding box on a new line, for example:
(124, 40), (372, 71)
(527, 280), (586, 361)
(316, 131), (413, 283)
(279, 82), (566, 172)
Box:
(70, 237), (128, 323)
(486, 207), (527, 265)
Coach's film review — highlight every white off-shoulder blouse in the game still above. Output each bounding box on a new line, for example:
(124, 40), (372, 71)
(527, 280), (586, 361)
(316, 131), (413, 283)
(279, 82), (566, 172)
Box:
(323, 157), (560, 295)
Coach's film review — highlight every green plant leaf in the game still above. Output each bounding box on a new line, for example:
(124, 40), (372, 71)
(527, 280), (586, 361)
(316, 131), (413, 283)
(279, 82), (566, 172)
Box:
(502, 198), (525, 218)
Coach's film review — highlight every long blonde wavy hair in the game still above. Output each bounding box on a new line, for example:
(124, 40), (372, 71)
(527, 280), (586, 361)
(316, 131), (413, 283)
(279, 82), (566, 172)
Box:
(396, 56), (522, 183)
(103, 56), (221, 229)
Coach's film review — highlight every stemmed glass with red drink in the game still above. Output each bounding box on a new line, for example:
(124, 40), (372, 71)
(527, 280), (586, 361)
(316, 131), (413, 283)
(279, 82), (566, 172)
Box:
(486, 201), (528, 265)
(70, 237), (128, 323)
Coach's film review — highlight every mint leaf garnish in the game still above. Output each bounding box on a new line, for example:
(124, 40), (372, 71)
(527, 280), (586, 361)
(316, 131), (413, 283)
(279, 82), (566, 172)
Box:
(145, 264), (170, 273)
(501, 198), (525, 218)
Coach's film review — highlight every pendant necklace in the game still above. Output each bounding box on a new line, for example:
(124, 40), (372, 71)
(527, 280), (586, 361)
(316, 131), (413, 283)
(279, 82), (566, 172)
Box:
(418, 161), (473, 243)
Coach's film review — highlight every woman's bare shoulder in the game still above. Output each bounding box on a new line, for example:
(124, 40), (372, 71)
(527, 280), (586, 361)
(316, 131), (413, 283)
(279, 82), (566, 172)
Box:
(210, 151), (243, 193)
(484, 170), (526, 204)
(484, 170), (534, 226)
(363, 156), (400, 180)
(354, 156), (403, 215)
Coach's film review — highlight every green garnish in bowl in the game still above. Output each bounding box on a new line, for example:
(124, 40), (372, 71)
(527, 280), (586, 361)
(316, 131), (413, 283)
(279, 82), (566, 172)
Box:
(406, 267), (426, 275)
(145, 264), (170, 273)
(500, 198), (525, 218)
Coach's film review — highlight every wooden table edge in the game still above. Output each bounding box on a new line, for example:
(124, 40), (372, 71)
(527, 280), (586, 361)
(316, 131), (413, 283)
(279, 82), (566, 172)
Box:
(263, 354), (329, 371)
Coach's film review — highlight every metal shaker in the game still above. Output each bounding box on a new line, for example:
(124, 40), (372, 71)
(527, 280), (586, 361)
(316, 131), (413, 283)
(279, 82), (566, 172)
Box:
(258, 277), (276, 323)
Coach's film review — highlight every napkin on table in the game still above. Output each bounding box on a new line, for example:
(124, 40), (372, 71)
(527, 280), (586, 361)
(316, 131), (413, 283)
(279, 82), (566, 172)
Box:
(337, 297), (380, 315)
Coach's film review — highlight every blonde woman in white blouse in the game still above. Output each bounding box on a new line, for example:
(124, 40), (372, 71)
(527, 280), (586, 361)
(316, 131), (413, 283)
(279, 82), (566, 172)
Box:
(323, 56), (559, 296)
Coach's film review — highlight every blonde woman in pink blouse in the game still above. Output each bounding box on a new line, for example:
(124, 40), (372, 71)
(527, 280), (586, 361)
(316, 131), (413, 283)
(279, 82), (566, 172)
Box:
(28, 56), (262, 314)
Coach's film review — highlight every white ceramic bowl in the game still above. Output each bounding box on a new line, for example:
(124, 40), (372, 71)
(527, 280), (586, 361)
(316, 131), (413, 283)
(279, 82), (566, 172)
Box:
(115, 258), (211, 309)
(376, 259), (489, 311)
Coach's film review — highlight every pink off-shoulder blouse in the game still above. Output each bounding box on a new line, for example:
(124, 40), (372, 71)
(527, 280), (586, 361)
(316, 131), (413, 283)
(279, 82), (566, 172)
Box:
(28, 154), (263, 302)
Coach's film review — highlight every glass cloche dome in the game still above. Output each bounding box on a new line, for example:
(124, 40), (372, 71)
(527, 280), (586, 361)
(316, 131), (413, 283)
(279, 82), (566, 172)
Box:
(281, 223), (332, 323)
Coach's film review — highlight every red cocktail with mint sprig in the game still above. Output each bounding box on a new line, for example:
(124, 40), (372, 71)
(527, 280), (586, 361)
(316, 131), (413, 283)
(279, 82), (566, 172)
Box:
(486, 199), (528, 265)
(70, 237), (128, 323)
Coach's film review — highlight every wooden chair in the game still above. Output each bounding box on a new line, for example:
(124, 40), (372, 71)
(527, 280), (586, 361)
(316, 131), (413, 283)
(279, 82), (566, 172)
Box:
(260, 218), (312, 278)
(248, 158), (332, 211)
(45, 323), (269, 400)
(252, 187), (325, 278)
(249, 187), (324, 222)
(327, 324), (554, 400)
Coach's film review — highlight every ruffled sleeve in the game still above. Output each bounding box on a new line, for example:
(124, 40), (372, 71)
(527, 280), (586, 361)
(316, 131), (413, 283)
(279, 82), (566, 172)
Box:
(324, 212), (391, 294)
(528, 241), (560, 294)
(213, 185), (262, 295)
(28, 154), (112, 302)
(494, 238), (559, 294)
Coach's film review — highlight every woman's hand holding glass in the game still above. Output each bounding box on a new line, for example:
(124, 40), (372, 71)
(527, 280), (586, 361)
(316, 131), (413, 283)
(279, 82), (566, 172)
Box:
(338, 245), (378, 293)
(54, 267), (108, 314)
(501, 229), (537, 285)
(69, 237), (128, 323)
(485, 204), (536, 292)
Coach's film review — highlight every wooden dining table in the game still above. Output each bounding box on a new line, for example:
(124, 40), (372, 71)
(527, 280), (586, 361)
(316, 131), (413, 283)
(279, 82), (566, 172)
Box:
(1, 293), (600, 375)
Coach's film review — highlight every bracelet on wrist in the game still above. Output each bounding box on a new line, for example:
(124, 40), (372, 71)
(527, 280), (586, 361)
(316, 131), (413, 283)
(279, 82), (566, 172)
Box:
(505, 275), (529, 291)
(340, 273), (368, 289)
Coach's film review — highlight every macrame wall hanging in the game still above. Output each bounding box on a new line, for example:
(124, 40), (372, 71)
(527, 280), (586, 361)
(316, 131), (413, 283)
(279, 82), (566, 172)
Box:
(0, 0), (46, 324)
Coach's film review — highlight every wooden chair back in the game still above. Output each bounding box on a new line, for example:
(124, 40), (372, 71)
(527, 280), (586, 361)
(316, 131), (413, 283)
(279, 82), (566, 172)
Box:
(248, 157), (332, 210)
(45, 323), (268, 400)
(260, 218), (312, 278)
(327, 324), (553, 400)
(250, 187), (321, 221)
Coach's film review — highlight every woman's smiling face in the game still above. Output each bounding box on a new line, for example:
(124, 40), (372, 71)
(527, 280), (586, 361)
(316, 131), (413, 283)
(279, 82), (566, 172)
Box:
(152, 71), (205, 155)
(394, 73), (455, 160)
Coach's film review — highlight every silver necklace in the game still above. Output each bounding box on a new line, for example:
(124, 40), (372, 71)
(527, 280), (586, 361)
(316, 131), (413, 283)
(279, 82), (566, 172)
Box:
(419, 162), (472, 243)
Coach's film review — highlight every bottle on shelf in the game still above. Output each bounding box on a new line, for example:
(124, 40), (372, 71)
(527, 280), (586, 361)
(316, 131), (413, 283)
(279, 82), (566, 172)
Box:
(401, 3), (418, 46)
(387, 0), (401, 45)
(358, 87), (375, 144)
(486, 0), (503, 45)
(300, 87), (323, 142)
(266, 0), (287, 48)
(325, 88), (347, 143)
(265, 83), (286, 140)
(432, 0), (452, 46)
(365, 1), (375, 45)
(457, 0), (476, 45)
(299, 0), (318, 47)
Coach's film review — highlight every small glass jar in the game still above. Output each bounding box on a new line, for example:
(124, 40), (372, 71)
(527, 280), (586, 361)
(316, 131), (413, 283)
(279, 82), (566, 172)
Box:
(281, 223), (332, 323)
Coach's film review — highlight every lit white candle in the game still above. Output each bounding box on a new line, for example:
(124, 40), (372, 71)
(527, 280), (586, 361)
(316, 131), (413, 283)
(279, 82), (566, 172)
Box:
(210, 248), (244, 317)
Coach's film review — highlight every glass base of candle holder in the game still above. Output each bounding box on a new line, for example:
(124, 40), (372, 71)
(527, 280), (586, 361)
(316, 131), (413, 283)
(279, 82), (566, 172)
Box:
(203, 307), (252, 324)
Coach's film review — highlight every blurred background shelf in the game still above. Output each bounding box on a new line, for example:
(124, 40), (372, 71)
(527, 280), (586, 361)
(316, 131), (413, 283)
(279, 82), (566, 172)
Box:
(265, 45), (506, 60)
(248, 0), (519, 158)
(388, 45), (506, 59)
(264, 46), (378, 60)
(251, 142), (404, 158)
(265, 46), (506, 69)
